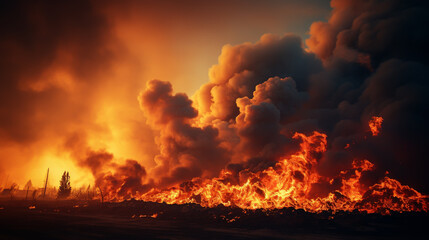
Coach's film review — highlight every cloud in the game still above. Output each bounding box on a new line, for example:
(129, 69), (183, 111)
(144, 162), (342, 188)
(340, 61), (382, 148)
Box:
(195, 34), (322, 121)
(138, 80), (229, 187)
(305, 0), (429, 191)
(307, 0), (429, 65)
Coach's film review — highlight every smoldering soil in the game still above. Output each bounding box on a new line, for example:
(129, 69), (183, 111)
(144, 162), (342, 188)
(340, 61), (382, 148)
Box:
(0, 199), (428, 240)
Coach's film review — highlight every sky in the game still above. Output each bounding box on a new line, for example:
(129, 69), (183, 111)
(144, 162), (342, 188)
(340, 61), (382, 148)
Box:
(106, 0), (332, 94)
(1, 0), (429, 199)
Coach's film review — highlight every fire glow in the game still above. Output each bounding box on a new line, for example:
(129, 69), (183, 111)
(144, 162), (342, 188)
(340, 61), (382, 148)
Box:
(369, 116), (383, 136)
(140, 122), (428, 214)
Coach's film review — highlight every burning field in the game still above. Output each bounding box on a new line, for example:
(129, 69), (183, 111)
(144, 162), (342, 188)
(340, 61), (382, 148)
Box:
(1, 0), (429, 239)
(141, 127), (428, 214)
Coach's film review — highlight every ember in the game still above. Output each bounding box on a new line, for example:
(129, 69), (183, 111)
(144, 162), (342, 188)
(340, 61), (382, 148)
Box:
(369, 117), (383, 136)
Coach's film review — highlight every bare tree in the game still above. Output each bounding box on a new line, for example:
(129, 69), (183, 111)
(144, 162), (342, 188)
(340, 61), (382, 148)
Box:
(32, 190), (37, 201)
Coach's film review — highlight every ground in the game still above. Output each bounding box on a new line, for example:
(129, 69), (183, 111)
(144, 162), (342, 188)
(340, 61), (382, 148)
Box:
(0, 199), (427, 239)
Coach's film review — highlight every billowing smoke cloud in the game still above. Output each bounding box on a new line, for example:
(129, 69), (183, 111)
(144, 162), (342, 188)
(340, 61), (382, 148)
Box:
(233, 76), (306, 169)
(63, 131), (150, 199)
(137, 0), (429, 195)
(307, 0), (429, 65)
(304, 0), (429, 191)
(195, 34), (322, 121)
(136, 35), (323, 188)
(138, 80), (229, 187)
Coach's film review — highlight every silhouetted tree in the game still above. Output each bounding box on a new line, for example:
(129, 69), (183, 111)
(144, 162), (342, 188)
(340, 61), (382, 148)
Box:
(57, 171), (71, 199)
(32, 190), (37, 201)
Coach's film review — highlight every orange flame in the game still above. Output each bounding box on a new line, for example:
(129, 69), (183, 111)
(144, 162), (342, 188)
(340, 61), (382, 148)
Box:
(369, 116), (383, 136)
(140, 130), (428, 214)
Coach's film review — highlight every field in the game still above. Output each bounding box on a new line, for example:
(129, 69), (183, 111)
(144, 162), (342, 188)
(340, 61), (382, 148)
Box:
(0, 199), (428, 239)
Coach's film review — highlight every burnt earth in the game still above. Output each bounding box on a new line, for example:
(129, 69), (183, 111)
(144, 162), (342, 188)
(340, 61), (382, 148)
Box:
(0, 199), (428, 239)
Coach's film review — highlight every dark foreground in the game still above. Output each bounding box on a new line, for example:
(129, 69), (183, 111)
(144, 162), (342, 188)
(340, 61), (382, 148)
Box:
(0, 199), (428, 240)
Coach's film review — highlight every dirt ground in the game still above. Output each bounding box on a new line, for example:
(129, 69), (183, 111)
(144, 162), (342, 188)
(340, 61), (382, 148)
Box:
(0, 199), (427, 239)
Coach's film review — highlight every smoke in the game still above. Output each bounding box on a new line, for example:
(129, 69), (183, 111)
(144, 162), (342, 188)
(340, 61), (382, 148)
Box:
(138, 80), (229, 187)
(0, 0), (155, 186)
(305, 0), (429, 191)
(195, 34), (322, 121)
(63, 131), (150, 198)
(137, 0), (429, 194)
(0, 0), (109, 143)
(307, 0), (429, 65)
(1, 0), (428, 198)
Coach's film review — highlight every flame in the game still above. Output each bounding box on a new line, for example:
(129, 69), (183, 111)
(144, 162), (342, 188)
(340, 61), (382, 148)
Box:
(139, 129), (428, 214)
(89, 116), (427, 214)
(369, 116), (383, 136)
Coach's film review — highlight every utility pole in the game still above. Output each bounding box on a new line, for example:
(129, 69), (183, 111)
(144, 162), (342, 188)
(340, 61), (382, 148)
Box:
(43, 168), (49, 198)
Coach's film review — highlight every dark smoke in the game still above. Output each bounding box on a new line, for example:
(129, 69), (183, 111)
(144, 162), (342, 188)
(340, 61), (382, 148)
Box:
(138, 80), (230, 187)
(0, 0), (113, 143)
(140, 0), (429, 194)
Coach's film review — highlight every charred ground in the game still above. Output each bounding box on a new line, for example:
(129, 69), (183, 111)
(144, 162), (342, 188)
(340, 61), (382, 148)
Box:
(0, 199), (428, 240)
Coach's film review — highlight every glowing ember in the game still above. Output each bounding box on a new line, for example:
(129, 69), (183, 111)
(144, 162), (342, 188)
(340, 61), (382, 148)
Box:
(369, 116), (383, 136)
(140, 130), (428, 214)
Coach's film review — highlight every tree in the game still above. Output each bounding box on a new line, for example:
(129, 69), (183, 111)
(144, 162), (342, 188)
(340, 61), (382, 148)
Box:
(57, 171), (71, 199)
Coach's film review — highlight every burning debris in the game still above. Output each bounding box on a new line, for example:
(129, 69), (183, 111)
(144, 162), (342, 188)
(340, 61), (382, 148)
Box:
(369, 117), (383, 136)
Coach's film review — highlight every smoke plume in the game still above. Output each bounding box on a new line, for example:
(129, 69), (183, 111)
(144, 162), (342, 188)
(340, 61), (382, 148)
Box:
(137, 0), (429, 195)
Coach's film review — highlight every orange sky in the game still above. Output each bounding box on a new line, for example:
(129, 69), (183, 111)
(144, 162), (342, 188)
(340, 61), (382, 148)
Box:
(0, 0), (331, 189)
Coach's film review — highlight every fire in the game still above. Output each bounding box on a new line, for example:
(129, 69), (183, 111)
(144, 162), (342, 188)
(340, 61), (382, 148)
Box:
(86, 116), (427, 214)
(369, 116), (383, 136)
(140, 129), (428, 214)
